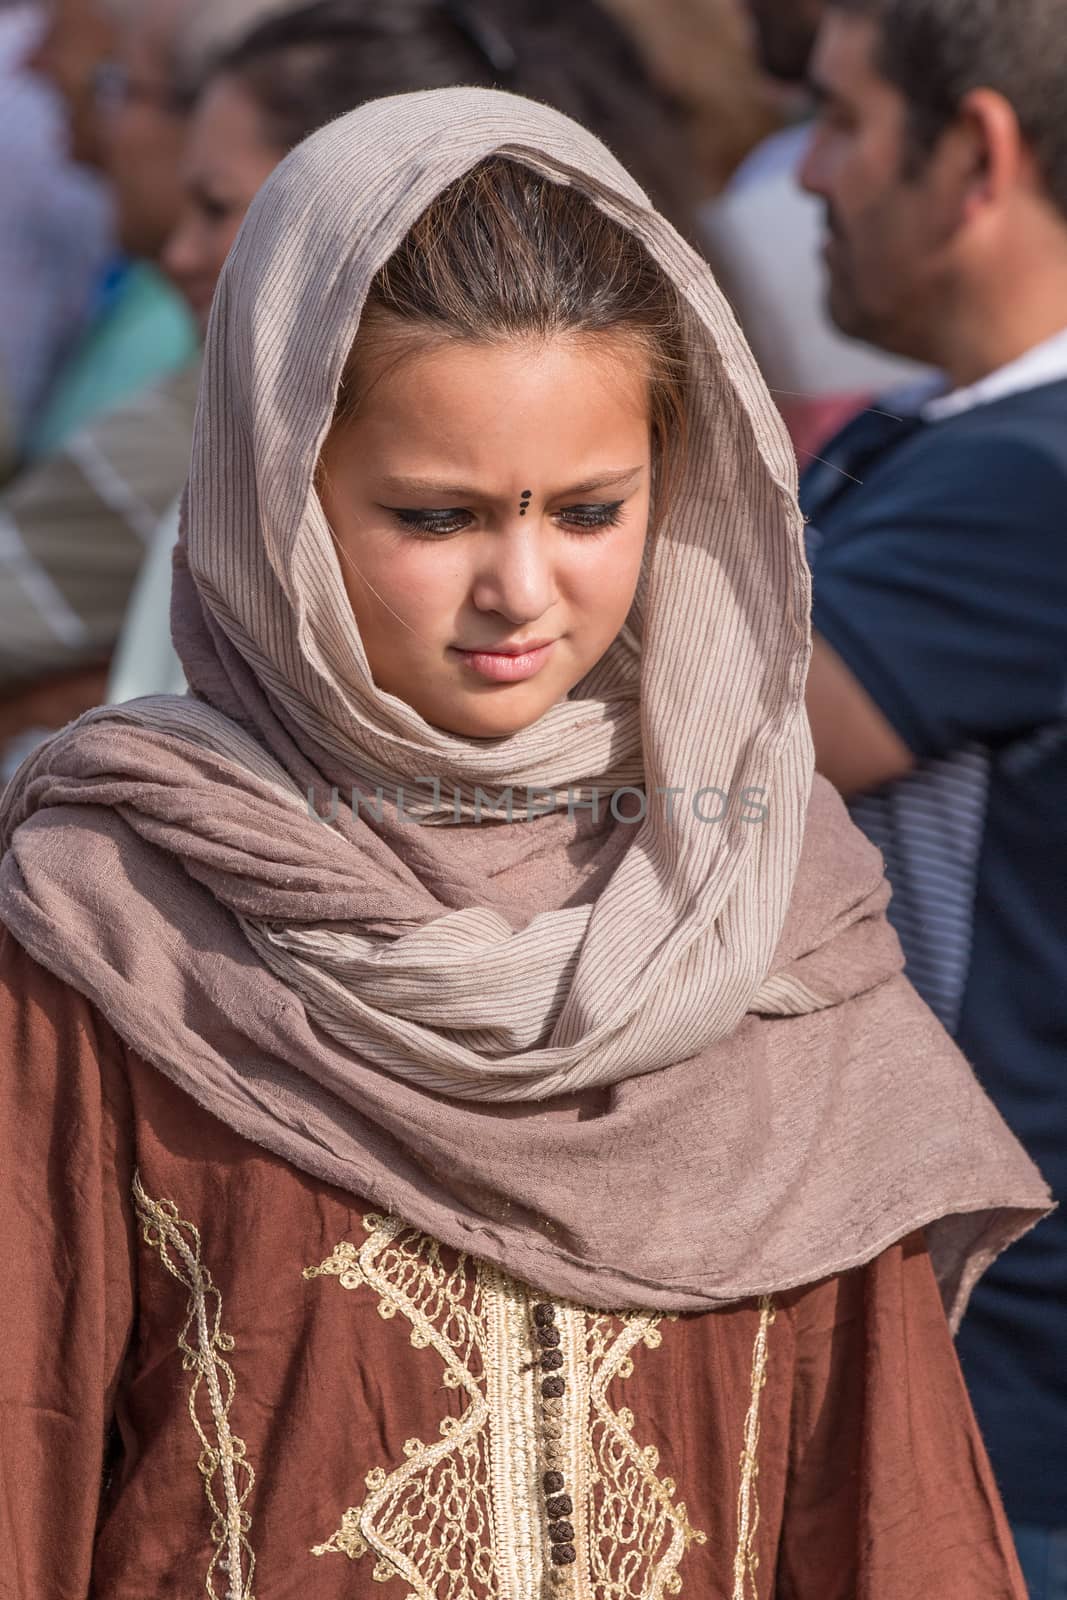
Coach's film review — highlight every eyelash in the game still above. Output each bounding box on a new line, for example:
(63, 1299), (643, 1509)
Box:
(197, 194), (232, 222)
(390, 501), (626, 539)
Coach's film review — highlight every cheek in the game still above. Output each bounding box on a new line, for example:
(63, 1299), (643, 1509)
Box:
(217, 219), (246, 265)
(560, 524), (647, 630)
(829, 129), (887, 209)
(341, 535), (469, 643)
(837, 153), (879, 219)
(120, 107), (156, 155)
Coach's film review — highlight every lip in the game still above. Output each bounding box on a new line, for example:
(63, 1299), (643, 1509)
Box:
(451, 639), (557, 683)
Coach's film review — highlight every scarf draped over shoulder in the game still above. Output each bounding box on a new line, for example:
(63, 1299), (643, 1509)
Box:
(0, 88), (1049, 1316)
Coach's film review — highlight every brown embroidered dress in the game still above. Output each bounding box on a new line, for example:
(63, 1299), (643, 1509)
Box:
(0, 934), (1026, 1600)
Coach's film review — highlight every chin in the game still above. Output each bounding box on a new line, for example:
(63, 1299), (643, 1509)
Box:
(826, 280), (862, 340)
(827, 278), (902, 353)
(425, 691), (560, 741)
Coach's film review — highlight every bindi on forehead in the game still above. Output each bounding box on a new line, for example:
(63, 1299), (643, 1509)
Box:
(519, 489), (532, 517)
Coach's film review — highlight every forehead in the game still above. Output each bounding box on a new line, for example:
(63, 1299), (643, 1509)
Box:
(44, 0), (115, 44)
(809, 10), (886, 97)
(185, 75), (270, 163)
(119, 0), (183, 68)
(336, 333), (651, 484)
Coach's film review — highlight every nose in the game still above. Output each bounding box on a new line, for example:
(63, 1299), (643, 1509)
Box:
(470, 522), (557, 624)
(161, 214), (200, 289)
(796, 123), (828, 198)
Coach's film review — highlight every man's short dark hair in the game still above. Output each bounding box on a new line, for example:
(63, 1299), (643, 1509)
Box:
(829, 0), (1067, 218)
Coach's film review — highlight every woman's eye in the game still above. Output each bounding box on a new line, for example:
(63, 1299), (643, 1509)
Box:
(391, 508), (472, 538)
(819, 103), (856, 136)
(387, 502), (625, 538)
(196, 194), (232, 223)
(556, 500), (625, 531)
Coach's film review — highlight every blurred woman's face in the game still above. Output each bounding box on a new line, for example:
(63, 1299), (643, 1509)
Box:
(318, 332), (653, 740)
(162, 75), (282, 330)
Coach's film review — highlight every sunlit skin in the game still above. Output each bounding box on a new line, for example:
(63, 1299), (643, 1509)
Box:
(163, 75), (284, 330)
(317, 333), (653, 740)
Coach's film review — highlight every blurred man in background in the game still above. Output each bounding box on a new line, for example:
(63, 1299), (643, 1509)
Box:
(0, 0), (111, 469)
(96, 0), (193, 262)
(25, 0), (114, 166)
(701, 0), (926, 455)
(22, 0), (198, 459)
(799, 3), (1067, 1588)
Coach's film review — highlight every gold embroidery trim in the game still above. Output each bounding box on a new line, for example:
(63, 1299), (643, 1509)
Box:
(133, 1173), (256, 1600)
(584, 1309), (707, 1597)
(305, 1218), (497, 1592)
(488, 1276), (547, 1594)
(732, 1296), (776, 1600)
(304, 1217), (707, 1597)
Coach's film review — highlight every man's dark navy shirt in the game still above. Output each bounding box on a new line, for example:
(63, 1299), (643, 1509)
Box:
(800, 378), (1067, 1526)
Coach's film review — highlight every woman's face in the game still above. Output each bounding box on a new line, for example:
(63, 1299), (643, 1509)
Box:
(318, 333), (653, 739)
(162, 75), (283, 330)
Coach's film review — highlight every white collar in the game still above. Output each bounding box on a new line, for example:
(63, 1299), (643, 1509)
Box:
(921, 325), (1067, 422)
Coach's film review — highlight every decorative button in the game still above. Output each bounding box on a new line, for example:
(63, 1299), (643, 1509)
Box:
(531, 1300), (579, 1574)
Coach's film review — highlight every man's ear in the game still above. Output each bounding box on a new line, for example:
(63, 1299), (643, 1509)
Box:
(954, 87), (1025, 221)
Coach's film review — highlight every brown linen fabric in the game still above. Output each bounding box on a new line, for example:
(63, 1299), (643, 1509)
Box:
(0, 88), (1050, 1315)
(0, 934), (1030, 1600)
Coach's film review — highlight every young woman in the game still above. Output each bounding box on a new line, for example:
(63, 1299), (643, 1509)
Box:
(0, 89), (1049, 1599)
(107, 0), (706, 706)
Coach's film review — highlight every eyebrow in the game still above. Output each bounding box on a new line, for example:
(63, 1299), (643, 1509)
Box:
(807, 73), (852, 112)
(377, 467), (644, 501)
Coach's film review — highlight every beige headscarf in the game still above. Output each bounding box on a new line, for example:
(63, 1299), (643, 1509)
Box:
(0, 89), (1049, 1315)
